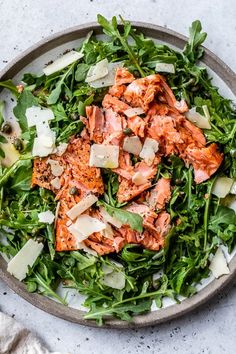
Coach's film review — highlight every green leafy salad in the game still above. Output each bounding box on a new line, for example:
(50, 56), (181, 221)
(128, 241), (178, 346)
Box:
(0, 15), (235, 325)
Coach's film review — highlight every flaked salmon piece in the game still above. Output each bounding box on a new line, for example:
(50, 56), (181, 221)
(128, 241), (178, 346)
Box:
(146, 177), (171, 210)
(109, 84), (126, 98)
(86, 106), (104, 144)
(103, 108), (126, 145)
(155, 211), (171, 237)
(117, 178), (151, 203)
(102, 94), (130, 114)
(185, 143), (223, 184)
(115, 67), (135, 86)
(127, 115), (146, 137)
(159, 75), (188, 113)
(134, 160), (158, 180)
(104, 108), (126, 135)
(148, 115), (182, 155)
(124, 74), (162, 111)
(113, 150), (133, 180)
(63, 138), (104, 194)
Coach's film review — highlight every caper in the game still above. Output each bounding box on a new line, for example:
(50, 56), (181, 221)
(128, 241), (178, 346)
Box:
(69, 186), (79, 195)
(14, 138), (23, 152)
(175, 179), (182, 186)
(70, 112), (79, 120)
(1, 122), (12, 134)
(35, 236), (44, 243)
(123, 128), (132, 135)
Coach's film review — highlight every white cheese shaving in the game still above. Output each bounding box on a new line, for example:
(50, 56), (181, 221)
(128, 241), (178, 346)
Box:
(38, 210), (55, 224)
(209, 247), (230, 279)
(68, 214), (106, 241)
(102, 222), (114, 240)
(55, 142), (68, 156)
(89, 144), (119, 168)
(139, 138), (159, 165)
(123, 136), (142, 155)
(123, 107), (145, 117)
(132, 171), (148, 186)
(212, 177), (234, 198)
(51, 177), (61, 189)
(100, 207), (122, 228)
(230, 181), (236, 195)
(66, 194), (98, 220)
(155, 62), (175, 74)
(32, 129), (56, 157)
(85, 59), (109, 83)
(185, 107), (211, 129)
(43, 51), (84, 76)
(55, 201), (61, 224)
(26, 106), (54, 128)
(7, 239), (44, 281)
(89, 61), (124, 88)
(101, 271), (126, 290)
(47, 159), (64, 177)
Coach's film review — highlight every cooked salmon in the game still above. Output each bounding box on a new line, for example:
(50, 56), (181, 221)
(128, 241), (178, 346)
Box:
(32, 67), (224, 256)
(146, 178), (171, 210)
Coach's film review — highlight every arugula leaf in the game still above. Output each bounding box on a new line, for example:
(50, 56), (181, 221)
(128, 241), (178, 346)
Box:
(0, 100), (5, 128)
(13, 90), (38, 132)
(183, 20), (207, 62)
(209, 206), (236, 229)
(75, 63), (90, 82)
(98, 200), (143, 232)
(0, 80), (19, 98)
(9, 159), (32, 191)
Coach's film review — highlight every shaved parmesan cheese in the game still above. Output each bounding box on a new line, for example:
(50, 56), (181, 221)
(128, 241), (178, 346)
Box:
(89, 61), (124, 88)
(230, 181), (236, 195)
(32, 131), (56, 157)
(51, 177), (61, 189)
(155, 62), (175, 74)
(0, 142), (20, 167)
(100, 207), (122, 228)
(212, 177), (234, 198)
(123, 136), (142, 155)
(101, 270), (125, 290)
(102, 260), (123, 274)
(185, 107), (211, 129)
(68, 214), (106, 241)
(228, 198), (236, 213)
(47, 159), (64, 177)
(124, 107), (145, 117)
(7, 239), (44, 281)
(66, 194), (98, 220)
(55, 142), (68, 156)
(43, 51), (84, 76)
(139, 138), (159, 165)
(89, 144), (119, 168)
(85, 59), (109, 83)
(102, 222), (114, 240)
(209, 247), (230, 278)
(132, 171), (148, 186)
(26, 106), (54, 128)
(38, 210), (55, 224)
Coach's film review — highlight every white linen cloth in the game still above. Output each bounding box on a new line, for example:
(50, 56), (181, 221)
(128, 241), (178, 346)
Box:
(0, 312), (66, 354)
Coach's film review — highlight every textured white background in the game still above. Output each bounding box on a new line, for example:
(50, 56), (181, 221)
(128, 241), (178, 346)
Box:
(0, 1), (236, 353)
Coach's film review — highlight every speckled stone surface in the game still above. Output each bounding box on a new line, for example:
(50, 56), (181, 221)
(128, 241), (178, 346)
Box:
(0, 1), (236, 353)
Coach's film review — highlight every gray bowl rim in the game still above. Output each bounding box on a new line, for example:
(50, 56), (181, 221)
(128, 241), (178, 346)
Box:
(0, 21), (236, 329)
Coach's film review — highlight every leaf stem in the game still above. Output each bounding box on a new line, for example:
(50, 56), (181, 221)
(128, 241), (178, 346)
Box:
(203, 177), (216, 250)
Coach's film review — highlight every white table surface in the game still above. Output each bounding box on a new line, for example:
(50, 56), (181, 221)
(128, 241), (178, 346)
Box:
(0, 1), (236, 353)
